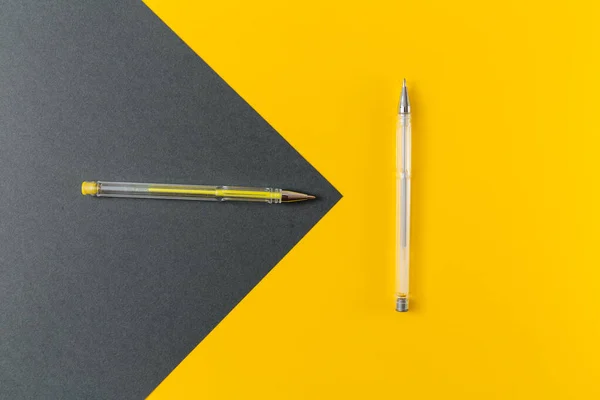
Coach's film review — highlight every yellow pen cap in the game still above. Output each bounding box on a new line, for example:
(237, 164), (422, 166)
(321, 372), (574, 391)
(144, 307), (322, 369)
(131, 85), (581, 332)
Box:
(81, 181), (98, 196)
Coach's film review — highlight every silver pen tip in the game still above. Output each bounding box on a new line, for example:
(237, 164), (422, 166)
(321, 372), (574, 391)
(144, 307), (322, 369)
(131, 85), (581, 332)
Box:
(399, 79), (410, 114)
(281, 190), (316, 202)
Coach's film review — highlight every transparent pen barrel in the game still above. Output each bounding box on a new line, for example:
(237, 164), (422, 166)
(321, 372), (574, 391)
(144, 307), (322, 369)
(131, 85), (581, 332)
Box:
(396, 114), (411, 308)
(95, 181), (282, 203)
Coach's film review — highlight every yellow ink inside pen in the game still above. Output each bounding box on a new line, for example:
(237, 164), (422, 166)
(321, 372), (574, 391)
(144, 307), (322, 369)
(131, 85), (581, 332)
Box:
(148, 187), (280, 200)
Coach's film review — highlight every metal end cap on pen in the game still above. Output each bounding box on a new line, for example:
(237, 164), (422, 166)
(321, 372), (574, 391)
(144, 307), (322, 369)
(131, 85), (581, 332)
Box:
(396, 297), (409, 312)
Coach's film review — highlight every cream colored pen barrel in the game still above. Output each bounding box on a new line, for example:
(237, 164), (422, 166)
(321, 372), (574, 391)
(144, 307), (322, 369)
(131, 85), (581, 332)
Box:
(396, 113), (411, 311)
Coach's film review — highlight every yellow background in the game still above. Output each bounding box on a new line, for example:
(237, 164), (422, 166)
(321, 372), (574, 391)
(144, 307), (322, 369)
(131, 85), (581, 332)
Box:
(144, 0), (600, 398)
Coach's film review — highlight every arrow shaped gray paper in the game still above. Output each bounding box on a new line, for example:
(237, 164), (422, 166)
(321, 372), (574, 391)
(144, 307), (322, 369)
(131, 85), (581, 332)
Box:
(0, 1), (341, 398)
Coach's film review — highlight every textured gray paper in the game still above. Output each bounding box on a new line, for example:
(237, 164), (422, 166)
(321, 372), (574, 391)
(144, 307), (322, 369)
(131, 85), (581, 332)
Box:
(0, 1), (341, 398)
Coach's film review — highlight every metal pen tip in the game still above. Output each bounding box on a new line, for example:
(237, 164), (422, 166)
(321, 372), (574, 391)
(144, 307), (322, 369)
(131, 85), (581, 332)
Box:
(399, 78), (410, 114)
(281, 190), (316, 202)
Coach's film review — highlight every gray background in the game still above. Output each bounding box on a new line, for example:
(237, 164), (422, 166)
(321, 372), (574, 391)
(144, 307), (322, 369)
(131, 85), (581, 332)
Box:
(0, 1), (340, 398)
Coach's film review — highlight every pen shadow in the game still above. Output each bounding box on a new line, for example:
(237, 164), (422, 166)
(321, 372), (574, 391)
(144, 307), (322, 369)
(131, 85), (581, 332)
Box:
(405, 83), (426, 313)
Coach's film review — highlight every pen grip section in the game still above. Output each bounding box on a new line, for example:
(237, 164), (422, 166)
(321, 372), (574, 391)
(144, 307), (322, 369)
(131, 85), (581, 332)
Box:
(398, 114), (411, 176)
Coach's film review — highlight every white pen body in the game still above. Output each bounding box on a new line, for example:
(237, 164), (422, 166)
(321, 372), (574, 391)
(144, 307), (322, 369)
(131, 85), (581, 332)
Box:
(396, 112), (411, 311)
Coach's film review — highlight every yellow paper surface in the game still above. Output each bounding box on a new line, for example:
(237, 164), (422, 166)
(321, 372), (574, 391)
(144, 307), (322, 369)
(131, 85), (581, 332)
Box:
(145, 1), (600, 398)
